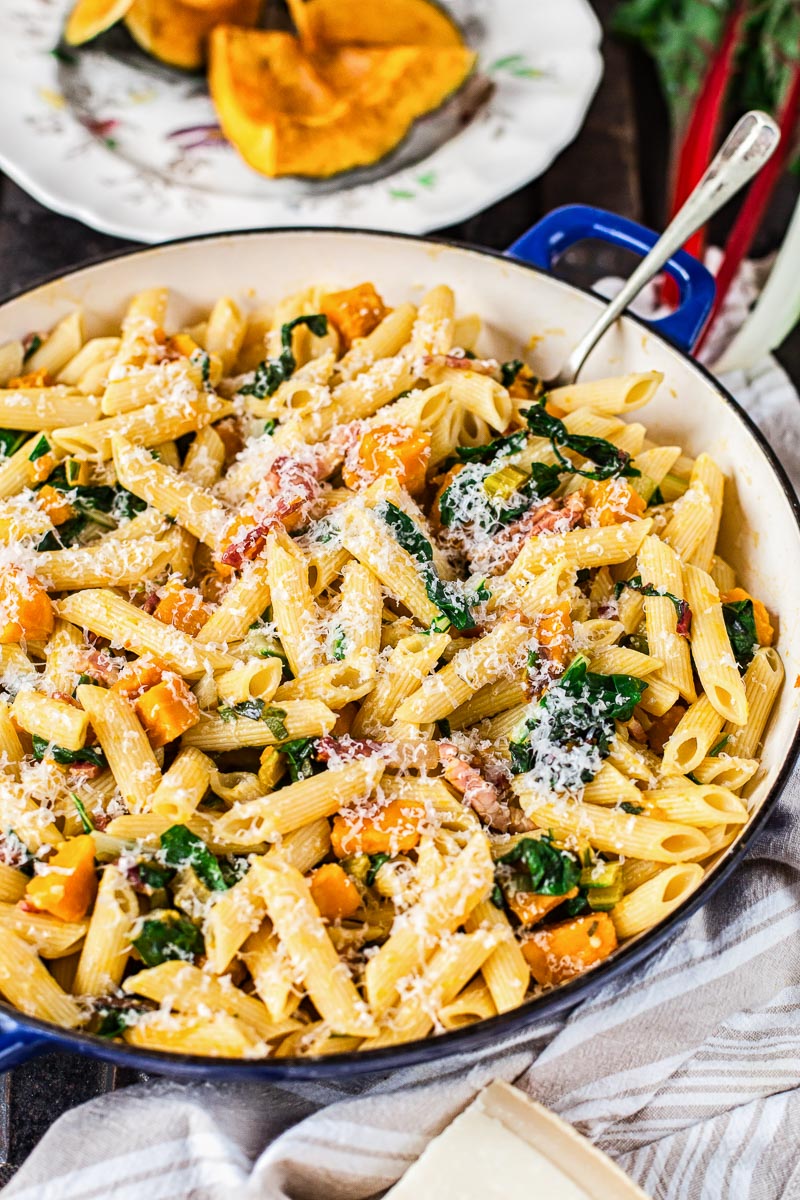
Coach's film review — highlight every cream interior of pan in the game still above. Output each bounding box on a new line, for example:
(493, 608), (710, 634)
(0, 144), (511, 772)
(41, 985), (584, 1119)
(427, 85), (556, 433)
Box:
(2, 229), (798, 870)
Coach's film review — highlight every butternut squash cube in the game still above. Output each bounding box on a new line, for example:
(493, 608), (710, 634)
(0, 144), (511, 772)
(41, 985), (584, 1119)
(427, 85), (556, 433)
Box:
(134, 676), (200, 747)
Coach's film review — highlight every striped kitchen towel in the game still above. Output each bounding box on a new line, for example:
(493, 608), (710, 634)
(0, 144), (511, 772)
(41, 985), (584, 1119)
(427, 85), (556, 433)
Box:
(4, 357), (800, 1200)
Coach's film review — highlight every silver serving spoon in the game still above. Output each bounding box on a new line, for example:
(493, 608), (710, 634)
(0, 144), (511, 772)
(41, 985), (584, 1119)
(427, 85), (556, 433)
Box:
(548, 110), (780, 388)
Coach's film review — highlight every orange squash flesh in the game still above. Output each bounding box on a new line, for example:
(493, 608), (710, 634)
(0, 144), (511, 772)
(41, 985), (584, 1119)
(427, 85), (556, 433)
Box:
(508, 887), (579, 927)
(124, 0), (261, 69)
(134, 677), (200, 747)
(65, 0), (134, 45)
(522, 913), (618, 986)
(343, 425), (431, 495)
(112, 657), (166, 699)
(154, 582), (212, 637)
(331, 798), (424, 857)
(25, 835), (97, 923)
(286, 0), (463, 50)
(209, 26), (476, 179)
(320, 283), (388, 347)
(0, 567), (54, 645)
(588, 479), (647, 526)
(309, 862), (361, 920)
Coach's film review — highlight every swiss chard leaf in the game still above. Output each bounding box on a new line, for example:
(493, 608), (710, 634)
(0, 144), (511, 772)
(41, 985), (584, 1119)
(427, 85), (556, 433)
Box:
(496, 835), (581, 897)
(28, 433), (50, 462)
(32, 735), (107, 768)
(442, 431), (562, 531)
(366, 852), (391, 886)
(217, 700), (289, 739)
(36, 515), (87, 551)
(160, 825), (228, 892)
(500, 359), (524, 388)
(509, 655), (647, 785)
(239, 314), (328, 399)
(0, 430), (26, 458)
(132, 915), (205, 967)
(524, 401), (640, 481)
(330, 626), (347, 661)
(281, 737), (318, 783)
(93, 996), (156, 1038)
(70, 791), (94, 834)
(22, 334), (42, 363)
(378, 501), (488, 629)
(135, 860), (176, 890)
(43, 468), (147, 526)
(723, 599), (759, 671)
(615, 575), (692, 636)
(456, 429), (528, 464)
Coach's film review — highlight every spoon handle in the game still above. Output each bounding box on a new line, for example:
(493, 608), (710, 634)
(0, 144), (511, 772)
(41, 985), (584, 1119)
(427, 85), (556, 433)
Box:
(551, 110), (780, 388)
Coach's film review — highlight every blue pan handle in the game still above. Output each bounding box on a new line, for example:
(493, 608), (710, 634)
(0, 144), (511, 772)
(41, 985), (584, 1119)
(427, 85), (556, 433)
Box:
(0, 1017), (49, 1072)
(506, 204), (716, 355)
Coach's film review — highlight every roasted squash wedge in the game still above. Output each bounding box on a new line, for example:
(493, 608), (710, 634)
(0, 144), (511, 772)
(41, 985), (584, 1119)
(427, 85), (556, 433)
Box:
(286, 0), (463, 50)
(209, 26), (476, 178)
(125, 0), (261, 69)
(65, 0), (134, 45)
(65, 0), (261, 69)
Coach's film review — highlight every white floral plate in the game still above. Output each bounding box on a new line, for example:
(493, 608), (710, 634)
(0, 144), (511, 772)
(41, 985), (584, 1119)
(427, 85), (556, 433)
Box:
(0, 0), (603, 243)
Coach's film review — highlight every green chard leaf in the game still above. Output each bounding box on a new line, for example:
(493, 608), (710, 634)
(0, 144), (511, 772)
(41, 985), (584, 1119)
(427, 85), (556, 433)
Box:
(217, 700), (289, 739)
(509, 655), (647, 787)
(495, 835), (581, 898)
(239, 314), (328, 399)
(723, 599), (759, 671)
(160, 825), (228, 892)
(132, 914), (205, 967)
(22, 334), (42, 364)
(32, 735), (107, 768)
(615, 575), (692, 636)
(441, 429), (562, 532)
(500, 359), (524, 388)
(377, 501), (487, 630)
(0, 430), (27, 458)
(524, 401), (640, 481)
(70, 791), (94, 834)
(330, 626), (347, 661)
(366, 852), (391, 886)
(28, 434), (51, 463)
(281, 737), (318, 783)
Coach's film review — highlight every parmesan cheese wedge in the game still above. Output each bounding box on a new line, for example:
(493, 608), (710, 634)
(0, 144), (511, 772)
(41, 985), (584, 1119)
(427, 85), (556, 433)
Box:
(384, 1081), (650, 1200)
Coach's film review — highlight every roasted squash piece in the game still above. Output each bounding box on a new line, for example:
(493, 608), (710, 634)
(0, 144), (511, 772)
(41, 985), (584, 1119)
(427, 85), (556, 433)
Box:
(65, 0), (134, 45)
(286, 0), (463, 50)
(320, 283), (388, 348)
(342, 425), (431, 495)
(0, 567), (54, 644)
(154, 581), (212, 637)
(124, 0), (261, 69)
(209, 27), (476, 178)
(113, 657), (165, 698)
(331, 798), (425, 857)
(134, 676), (200, 747)
(309, 862), (361, 920)
(65, 0), (260, 68)
(521, 913), (618, 986)
(26, 835), (97, 923)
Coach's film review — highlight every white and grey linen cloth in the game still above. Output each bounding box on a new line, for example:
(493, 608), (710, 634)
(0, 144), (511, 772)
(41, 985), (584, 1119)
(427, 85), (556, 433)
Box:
(4, 357), (800, 1200)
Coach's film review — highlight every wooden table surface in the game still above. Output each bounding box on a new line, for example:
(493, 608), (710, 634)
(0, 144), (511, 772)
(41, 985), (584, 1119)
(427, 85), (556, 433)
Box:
(0, 0), (797, 1182)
